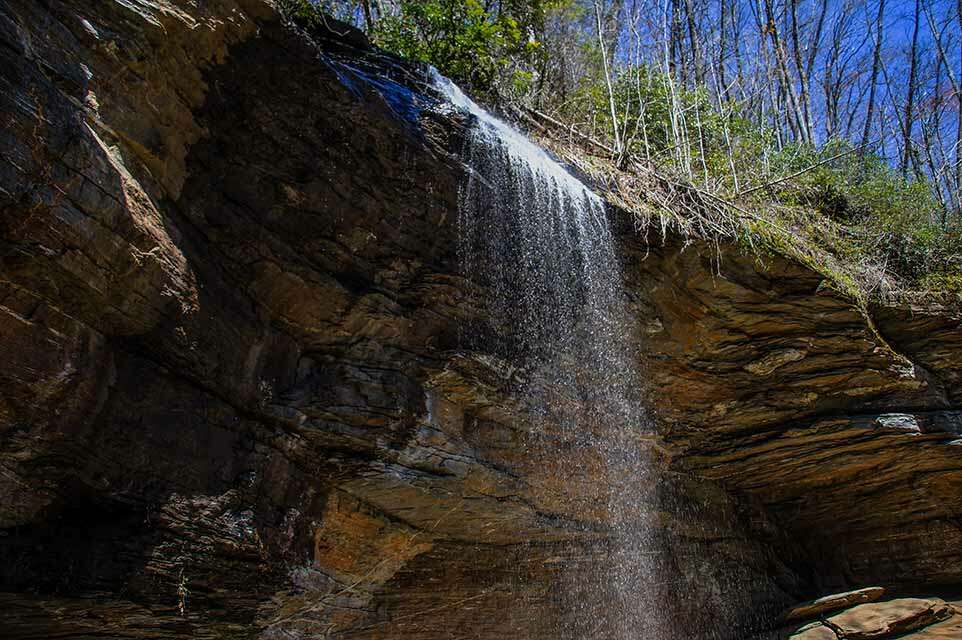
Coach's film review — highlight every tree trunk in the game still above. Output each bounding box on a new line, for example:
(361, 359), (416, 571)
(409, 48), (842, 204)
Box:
(956, 0), (962, 215)
(670, 0), (688, 86)
(595, 0), (623, 155)
(789, 0), (815, 142)
(861, 0), (885, 155)
(718, 0), (729, 102)
(901, 0), (922, 176)
(683, 0), (704, 85)
(922, 0), (961, 215)
(359, 0), (375, 32)
(763, 0), (810, 144)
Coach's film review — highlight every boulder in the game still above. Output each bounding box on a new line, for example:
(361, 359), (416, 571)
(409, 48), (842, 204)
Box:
(782, 587), (886, 623)
(789, 621), (838, 640)
(903, 607), (962, 639)
(825, 598), (954, 640)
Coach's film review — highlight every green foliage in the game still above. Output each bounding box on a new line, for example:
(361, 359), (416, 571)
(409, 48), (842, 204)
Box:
(372, 0), (547, 93)
(873, 216), (962, 289)
(560, 65), (769, 186)
(278, 0), (962, 295)
(758, 141), (962, 288)
(277, 0), (333, 30)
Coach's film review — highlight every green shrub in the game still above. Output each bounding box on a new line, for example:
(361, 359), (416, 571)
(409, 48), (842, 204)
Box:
(277, 0), (331, 30)
(758, 141), (960, 287)
(372, 0), (545, 93)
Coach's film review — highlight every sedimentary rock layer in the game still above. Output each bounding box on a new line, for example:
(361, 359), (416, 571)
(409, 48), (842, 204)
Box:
(2, 2), (961, 638)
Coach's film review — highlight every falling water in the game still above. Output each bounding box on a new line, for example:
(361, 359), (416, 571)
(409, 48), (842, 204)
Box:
(431, 70), (664, 639)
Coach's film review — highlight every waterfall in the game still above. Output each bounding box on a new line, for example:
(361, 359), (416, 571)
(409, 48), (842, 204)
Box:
(431, 70), (664, 640)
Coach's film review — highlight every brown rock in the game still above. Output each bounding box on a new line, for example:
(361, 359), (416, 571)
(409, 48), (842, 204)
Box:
(782, 587), (886, 623)
(790, 622), (838, 640)
(3, 0), (962, 638)
(903, 607), (962, 639)
(826, 598), (954, 640)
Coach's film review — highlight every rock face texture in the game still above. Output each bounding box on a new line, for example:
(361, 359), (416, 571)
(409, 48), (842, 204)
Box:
(2, 2), (962, 639)
(781, 587), (887, 624)
(771, 593), (960, 640)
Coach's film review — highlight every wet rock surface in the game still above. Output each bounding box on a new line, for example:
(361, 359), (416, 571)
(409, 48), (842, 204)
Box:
(2, 1), (962, 639)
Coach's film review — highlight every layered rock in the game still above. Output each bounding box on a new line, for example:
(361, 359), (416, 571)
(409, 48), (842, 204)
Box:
(781, 587), (886, 623)
(2, 1), (962, 639)
(620, 233), (962, 590)
(769, 592), (959, 640)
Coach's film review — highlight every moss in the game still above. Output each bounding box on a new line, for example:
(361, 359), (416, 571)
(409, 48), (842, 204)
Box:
(921, 271), (962, 295)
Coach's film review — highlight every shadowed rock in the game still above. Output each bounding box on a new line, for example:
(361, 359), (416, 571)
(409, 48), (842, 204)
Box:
(3, 1), (962, 639)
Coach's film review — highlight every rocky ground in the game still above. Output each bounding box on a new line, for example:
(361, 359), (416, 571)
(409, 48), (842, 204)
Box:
(761, 588), (962, 640)
(2, 1), (962, 638)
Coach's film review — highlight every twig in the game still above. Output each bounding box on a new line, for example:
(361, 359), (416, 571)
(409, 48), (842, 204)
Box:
(521, 107), (616, 154)
(521, 104), (795, 238)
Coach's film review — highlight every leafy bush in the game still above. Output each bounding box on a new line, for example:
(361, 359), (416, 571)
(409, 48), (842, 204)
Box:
(373, 0), (545, 93)
(758, 141), (961, 287)
(277, 0), (338, 31)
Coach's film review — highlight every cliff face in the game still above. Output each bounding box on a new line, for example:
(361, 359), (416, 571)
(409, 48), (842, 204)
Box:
(2, 2), (961, 639)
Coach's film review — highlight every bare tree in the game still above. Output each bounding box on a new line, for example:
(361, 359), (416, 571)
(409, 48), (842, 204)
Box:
(344, 0), (960, 224)
(718, 0), (730, 102)
(955, 0), (962, 215)
(762, 0), (811, 143)
(683, 0), (705, 85)
(861, 0), (886, 155)
(788, 0), (821, 141)
(595, 0), (623, 156)
(901, 0), (923, 176)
